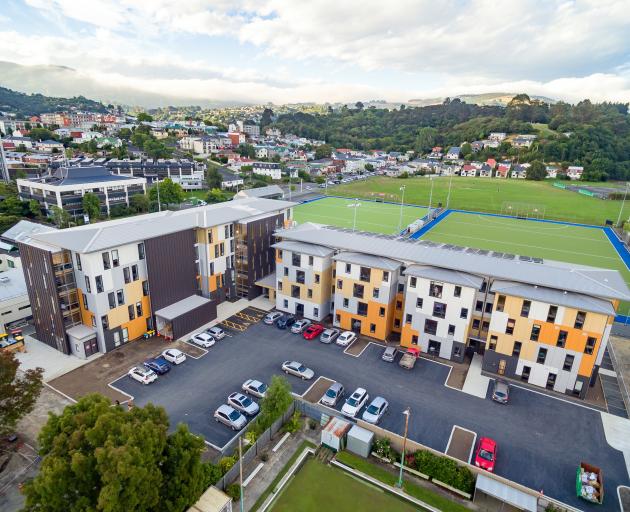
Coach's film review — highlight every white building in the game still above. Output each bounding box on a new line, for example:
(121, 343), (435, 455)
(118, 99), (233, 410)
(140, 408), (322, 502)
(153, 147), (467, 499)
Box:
(0, 269), (31, 334)
(252, 162), (282, 180)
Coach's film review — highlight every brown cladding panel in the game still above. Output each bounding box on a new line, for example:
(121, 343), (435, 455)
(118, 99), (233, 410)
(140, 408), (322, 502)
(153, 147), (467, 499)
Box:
(245, 213), (283, 299)
(144, 229), (198, 313)
(171, 300), (217, 340)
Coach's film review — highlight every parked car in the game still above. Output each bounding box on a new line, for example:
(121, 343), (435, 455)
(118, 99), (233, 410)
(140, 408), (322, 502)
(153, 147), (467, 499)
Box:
(320, 382), (344, 407)
(492, 379), (510, 404)
(282, 360), (314, 380)
(228, 392), (260, 416)
(242, 379), (268, 398)
(336, 331), (357, 347)
(474, 437), (497, 472)
(162, 348), (186, 365)
(381, 346), (397, 362)
(263, 311), (283, 325)
(128, 366), (157, 385)
(206, 326), (226, 340)
(342, 387), (369, 418)
(214, 404), (247, 430)
(276, 314), (296, 329)
(320, 328), (340, 344)
(290, 319), (312, 333)
(190, 332), (215, 348)
(143, 356), (171, 375)
(362, 396), (389, 424)
(303, 323), (325, 340)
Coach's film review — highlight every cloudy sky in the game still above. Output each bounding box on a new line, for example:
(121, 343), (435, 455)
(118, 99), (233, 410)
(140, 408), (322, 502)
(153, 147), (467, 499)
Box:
(1, 0), (630, 106)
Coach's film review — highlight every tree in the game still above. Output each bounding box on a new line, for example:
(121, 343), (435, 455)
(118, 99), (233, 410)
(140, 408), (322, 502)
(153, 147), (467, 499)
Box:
(148, 178), (185, 205)
(206, 188), (230, 204)
(526, 160), (547, 180)
(50, 206), (71, 228)
(314, 144), (333, 160)
(82, 192), (101, 221)
(0, 351), (43, 436)
(136, 112), (154, 122)
(355, 101), (364, 111)
(255, 375), (293, 432)
(144, 139), (172, 160)
(0, 196), (28, 216)
(260, 108), (274, 128)
(28, 127), (56, 141)
(0, 215), (20, 233)
(23, 394), (213, 512)
(206, 165), (223, 189)
(28, 199), (42, 218)
(364, 163), (374, 172)
(129, 194), (150, 214)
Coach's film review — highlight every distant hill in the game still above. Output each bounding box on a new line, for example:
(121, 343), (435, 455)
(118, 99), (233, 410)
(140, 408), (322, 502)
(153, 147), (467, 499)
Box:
(408, 92), (557, 107)
(0, 85), (109, 117)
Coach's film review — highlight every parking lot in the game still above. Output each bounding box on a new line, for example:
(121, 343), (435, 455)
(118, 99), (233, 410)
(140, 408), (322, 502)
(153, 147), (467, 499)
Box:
(111, 318), (628, 510)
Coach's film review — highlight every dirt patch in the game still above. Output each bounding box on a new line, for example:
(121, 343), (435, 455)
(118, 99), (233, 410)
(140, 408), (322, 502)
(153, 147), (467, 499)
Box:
(584, 373), (607, 410)
(301, 377), (334, 403)
(48, 337), (205, 403)
(619, 486), (630, 511)
(446, 363), (468, 390)
(345, 337), (373, 356)
(446, 426), (475, 463)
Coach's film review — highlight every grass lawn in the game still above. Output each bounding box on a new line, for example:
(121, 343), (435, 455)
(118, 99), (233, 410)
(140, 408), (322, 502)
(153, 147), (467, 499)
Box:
(332, 177), (629, 226)
(270, 457), (420, 512)
(293, 197), (428, 234)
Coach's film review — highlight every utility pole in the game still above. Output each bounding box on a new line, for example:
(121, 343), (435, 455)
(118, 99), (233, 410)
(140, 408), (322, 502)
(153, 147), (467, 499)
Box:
(0, 131), (9, 182)
(156, 178), (162, 212)
(239, 437), (244, 512)
(398, 185), (406, 231)
(616, 182), (629, 227)
(397, 408), (411, 488)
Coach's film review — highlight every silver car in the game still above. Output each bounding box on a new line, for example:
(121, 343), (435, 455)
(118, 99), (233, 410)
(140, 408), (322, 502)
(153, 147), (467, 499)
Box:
(362, 396), (389, 424)
(206, 326), (226, 340)
(282, 360), (315, 380)
(242, 379), (268, 398)
(492, 379), (510, 404)
(263, 312), (283, 325)
(290, 319), (312, 333)
(214, 404), (247, 430)
(320, 328), (340, 344)
(320, 382), (344, 406)
(228, 392), (260, 416)
(382, 346), (397, 362)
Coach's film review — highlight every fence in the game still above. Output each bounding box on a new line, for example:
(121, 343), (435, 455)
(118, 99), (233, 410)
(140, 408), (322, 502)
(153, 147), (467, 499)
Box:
(214, 402), (296, 491)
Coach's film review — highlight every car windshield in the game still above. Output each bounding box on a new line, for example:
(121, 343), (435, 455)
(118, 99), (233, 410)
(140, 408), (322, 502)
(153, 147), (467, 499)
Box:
(257, 383), (268, 393)
(228, 410), (241, 421)
(366, 404), (380, 415)
(479, 449), (494, 461)
(325, 389), (338, 398)
(347, 397), (359, 406)
(241, 396), (252, 407)
(297, 365), (306, 372)
(494, 391), (506, 398)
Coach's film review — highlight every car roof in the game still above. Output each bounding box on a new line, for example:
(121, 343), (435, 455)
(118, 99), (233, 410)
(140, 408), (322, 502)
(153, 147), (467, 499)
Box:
(247, 379), (263, 387)
(352, 387), (367, 395)
(384, 346), (396, 353)
(329, 382), (343, 391)
(166, 348), (182, 355)
(217, 404), (236, 413)
(323, 328), (338, 333)
(230, 392), (246, 399)
(370, 396), (387, 406)
(480, 437), (497, 449)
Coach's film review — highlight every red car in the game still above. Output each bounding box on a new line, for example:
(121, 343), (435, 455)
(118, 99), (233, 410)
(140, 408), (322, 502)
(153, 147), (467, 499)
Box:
(302, 323), (325, 340)
(474, 437), (497, 472)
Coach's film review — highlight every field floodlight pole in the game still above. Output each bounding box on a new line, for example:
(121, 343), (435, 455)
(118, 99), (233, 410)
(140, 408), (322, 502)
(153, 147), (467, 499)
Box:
(156, 178), (161, 212)
(616, 182), (629, 227)
(239, 436), (244, 512)
(428, 177), (434, 219)
(348, 199), (361, 232)
(446, 174), (453, 209)
(398, 185), (406, 231)
(397, 407), (411, 488)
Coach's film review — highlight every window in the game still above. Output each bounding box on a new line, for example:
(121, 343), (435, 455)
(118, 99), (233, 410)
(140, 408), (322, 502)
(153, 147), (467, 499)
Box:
(480, 281), (487, 292)
(537, 347), (547, 364)
(283, 299), (288, 308)
(409, 277), (417, 288)
(575, 311), (586, 329)
(382, 271), (389, 282)
(345, 263), (351, 274)
(277, 281), (282, 291)
(82, 294), (89, 310)
(131, 265), (138, 281)
(489, 335), (497, 350)
(547, 305), (558, 323)
(136, 302), (143, 317)
(454, 286), (461, 298)
(394, 318), (401, 328)
(291, 285), (300, 298)
(116, 289), (124, 306)
(314, 307), (319, 317)
(370, 323), (376, 333)
(95, 275), (103, 293)
(308, 255), (314, 266)
(209, 262), (215, 276)
(448, 324), (455, 336)
(357, 302), (368, 316)
(277, 249), (282, 259)
(75, 253), (82, 271)
(406, 313), (413, 323)
(335, 313), (340, 323)
(429, 282), (443, 298)
(343, 298), (349, 308)
(521, 366), (531, 381)
(433, 302), (447, 319)
(411, 335), (418, 344)
(416, 298), (423, 308)
(284, 267), (289, 277)
(506, 318), (515, 335)
(102, 252), (111, 270)
(585, 337), (597, 355)
(353, 284), (364, 299)
(101, 315), (109, 330)
(214, 245), (220, 258)
(482, 320), (489, 331)
(225, 225), (229, 238)
(472, 319), (480, 329)
(359, 266), (371, 282)
(315, 274), (320, 284)
(138, 242), (145, 260)
(460, 308), (468, 319)
(219, 243), (224, 257)
(123, 267), (131, 284)
(307, 289), (313, 298)
(563, 354), (574, 371)
(379, 307), (385, 317)
(485, 302), (493, 314)
(557, 330), (567, 348)
(128, 305), (136, 320)
(111, 250), (119, 267)
(475, 300), (483, 312)
(208, 231), (213, 244)
(85, 276), (91, 293)
(573, 381), (584, 396)
(108, 292), (116, 309)
(396, 300), (402, 310)
(142, 281), (149, 296)
(424, 319), (438, 335)
(512, 341), (522, 357)
(296, 270), (305, 284)
(337, 279), (343, 289)
(397, 283), (404, 293)
(520, 300), (531, 317)
(373, 288), (379, 298)
(292, 253), (301, 266)
(496, 295), (505, 312)
(530, 324), (541, 342)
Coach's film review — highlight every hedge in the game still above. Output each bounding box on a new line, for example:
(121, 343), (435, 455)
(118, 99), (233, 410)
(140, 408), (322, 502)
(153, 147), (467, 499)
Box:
(412, 450), (475, 494)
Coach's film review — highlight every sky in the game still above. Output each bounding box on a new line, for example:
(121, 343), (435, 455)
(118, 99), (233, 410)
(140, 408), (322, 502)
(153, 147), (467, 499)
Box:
(1, 0), (630, 106)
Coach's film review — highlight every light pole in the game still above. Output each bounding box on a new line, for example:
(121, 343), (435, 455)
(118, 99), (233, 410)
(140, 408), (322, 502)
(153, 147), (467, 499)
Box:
(616, 182), (629, 227)
(446, 173), (453, 209)
(348, 199), (361, 231)
(155, 178), (162, 212)
(428, 177), (434, 219)
(398, 185), (406, 231)
(397, 407), (411, 488)
(238, 436), (244, 512)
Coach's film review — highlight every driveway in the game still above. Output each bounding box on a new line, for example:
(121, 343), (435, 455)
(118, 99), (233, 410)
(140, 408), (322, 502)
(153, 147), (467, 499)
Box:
(110, 321), (627, 510)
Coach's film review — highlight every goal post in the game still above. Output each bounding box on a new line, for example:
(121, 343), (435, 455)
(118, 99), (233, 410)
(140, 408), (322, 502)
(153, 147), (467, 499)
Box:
(500, 202), (546, 220)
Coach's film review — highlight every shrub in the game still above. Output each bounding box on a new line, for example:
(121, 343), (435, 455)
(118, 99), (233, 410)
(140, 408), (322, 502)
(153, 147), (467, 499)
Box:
(282, 410), (302, 433)
(219, 455), (237, 475)
(226, 483), (241, 501)
(245, 430), (258, 445)
(373, 438), (393, 460)
(411, 449), (475, 494)
(260, 452), (269, 462)
(308, 419), (318, 430)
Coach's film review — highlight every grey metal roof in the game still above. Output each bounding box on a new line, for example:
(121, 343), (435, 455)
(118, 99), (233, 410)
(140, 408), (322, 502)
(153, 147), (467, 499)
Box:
(255, 272), (277, 288)
(30, 197), (296, 254)
(236, 185), (284, 198)
(154, 294), (211, 321)
(0, 269), (28, 301)
(275, 223), (630, 301)
(404, 265), (484, 289)
(490, 280), (616, 316)
(333, 251), (401, 271)
(273, 240), (334, 258)
(475, 474), (536, 512)
(1, 220), (57, 244)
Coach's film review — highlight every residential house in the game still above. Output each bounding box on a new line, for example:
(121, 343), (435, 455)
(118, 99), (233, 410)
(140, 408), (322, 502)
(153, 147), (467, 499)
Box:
(567, 166), (584, 180)
(445, 147), (462, 160)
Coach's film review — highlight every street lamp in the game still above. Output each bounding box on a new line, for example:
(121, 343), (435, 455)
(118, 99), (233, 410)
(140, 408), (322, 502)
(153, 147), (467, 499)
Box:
(616, 182), (629, 227)
(446, 173), (453, 209)
(398, 185), (406, 231)
(238, 436), (244, 512)
(428, 178), (434, 219)
(397, 407), (411, 488)
(348, 199), (361, 231)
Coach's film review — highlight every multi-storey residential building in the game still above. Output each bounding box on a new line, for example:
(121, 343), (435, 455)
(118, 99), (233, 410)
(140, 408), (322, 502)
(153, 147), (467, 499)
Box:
(105, 159), (205, 190)
(271, 222), (629, 399)
(13, 197), (294, 358)
(252, 162), (282, 180)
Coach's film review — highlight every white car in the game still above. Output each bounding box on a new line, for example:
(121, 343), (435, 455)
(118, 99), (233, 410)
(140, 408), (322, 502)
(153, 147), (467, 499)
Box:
(290, 319), (312, 333)
(263, 312), (283, 325)
(336, 331), (357, 347)
(242, 379), (268, 398)
(128, 366), (157, 385)
(228, 392), (260, 416)
(162, 348), (186, 365)
(342, 387), (369, 418)
(282, 360), (315, 380)
(214, 404), (247, 430)
(190, 332), (215, 348)
(362, 396), (389, 424)
(206, 326), (226, 340)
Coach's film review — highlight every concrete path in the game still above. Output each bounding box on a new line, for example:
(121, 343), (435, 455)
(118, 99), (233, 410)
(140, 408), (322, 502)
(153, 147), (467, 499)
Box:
(461, 353), (491, 398)
(601, 412), (630, 480)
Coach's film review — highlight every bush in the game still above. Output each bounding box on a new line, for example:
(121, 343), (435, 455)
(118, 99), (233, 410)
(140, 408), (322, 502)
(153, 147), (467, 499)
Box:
(219, 455), (237, 475)
(282, 410), (302, 433)
(260, 452), (269, 462)
(412, 449), (475, 494)
(226, 483), (241, 501)
(245, 430), (258, 445)
(373, 438), (393, 460)
(308, 419), (318, 430)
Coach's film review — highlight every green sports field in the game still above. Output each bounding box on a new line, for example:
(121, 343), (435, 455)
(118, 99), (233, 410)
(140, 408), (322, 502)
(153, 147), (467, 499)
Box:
(293, 197), (428, 234)
(423, 212), (630, 313)
(270, 458), (419, 512)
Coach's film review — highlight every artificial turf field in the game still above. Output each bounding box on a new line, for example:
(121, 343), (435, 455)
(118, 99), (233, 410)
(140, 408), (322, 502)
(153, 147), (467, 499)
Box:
(422, 212), (630, 313)
(269, 458), (419, 512)
(293, 196), (428, 234)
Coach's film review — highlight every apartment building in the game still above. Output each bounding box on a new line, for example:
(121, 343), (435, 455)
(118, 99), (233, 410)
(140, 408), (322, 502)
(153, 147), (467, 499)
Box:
(13, 197), (294, 358)
(105, 159), (205, 190)
(271, 222), (629, 398)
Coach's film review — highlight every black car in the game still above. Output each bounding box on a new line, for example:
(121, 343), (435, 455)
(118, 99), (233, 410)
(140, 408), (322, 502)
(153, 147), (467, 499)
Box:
(276, 314), (297, 329)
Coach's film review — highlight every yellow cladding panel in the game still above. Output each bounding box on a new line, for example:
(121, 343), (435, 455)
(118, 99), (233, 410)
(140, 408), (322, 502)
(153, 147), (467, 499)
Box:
(124, 280), (144, 303)
(77, 288), (93, 327)
(335, 274), (387, 301)
(120, 296), (152, 341)
(400, 323), (419, 347)
(108, 304), (130, 329)
(280, 273), (332, 303)
(335, 301), (391, 340)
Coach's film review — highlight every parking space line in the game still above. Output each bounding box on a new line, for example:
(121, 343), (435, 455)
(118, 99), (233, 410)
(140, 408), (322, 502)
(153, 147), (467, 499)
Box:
(343, 339), (376, 358)
(445, 424), (477, 464)
(203, 439), (223, 451)
(44, 381), (78, 404)
(294, 375), (331, 398)
(107, 379), (135, 402)
(180, 340), (209, 358)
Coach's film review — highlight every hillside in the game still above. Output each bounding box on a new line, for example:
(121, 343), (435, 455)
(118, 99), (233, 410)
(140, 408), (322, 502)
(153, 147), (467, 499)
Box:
(0, 85), (108, 117)
(408, 92), (556, 107)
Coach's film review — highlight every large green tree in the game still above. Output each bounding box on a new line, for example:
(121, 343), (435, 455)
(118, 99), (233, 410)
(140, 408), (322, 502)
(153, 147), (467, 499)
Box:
(526, 160), (547, 180)
(82, 192), (101, 221)
(254, 375), (293, 432)
(50, 206), (71, 228)
(136, 112), (154, 122)
(0, 351), (43, 436)
(129, 194), (150, 214)
(23, 394), (213, 512)
(148, 178), (185, 206)
(206, 164), (223, 189)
